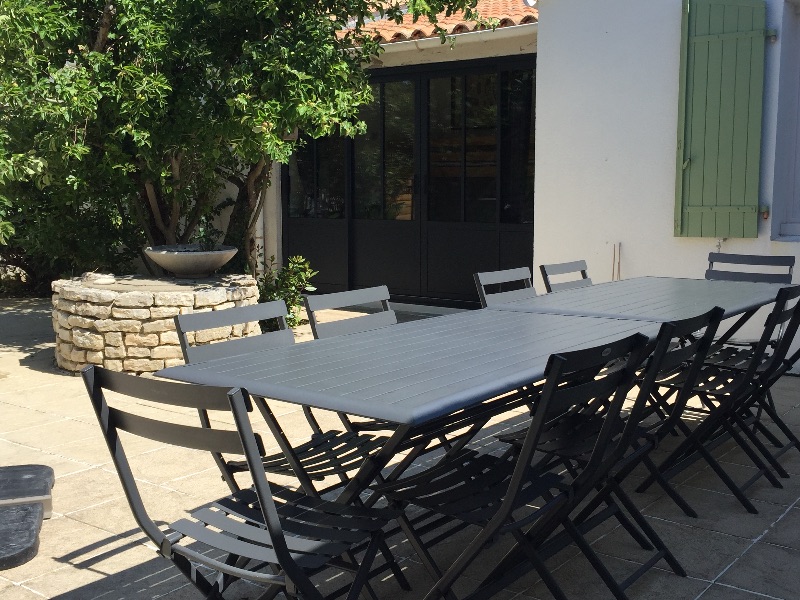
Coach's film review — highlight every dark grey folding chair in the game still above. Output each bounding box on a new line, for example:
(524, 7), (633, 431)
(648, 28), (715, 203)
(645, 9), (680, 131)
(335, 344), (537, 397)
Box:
(174, 301), (386, 496)
(576, 307), (725, 526)
(473, 267), (536, 308)
(705, 252), (794, 284)
(638, 285), (800, 513)
(375, 332), (669, 600)
(539, 260), (592, 293)
(705, 285), (800, 480)
(81, 366), (408, 600)
(499, 306), (726, 521)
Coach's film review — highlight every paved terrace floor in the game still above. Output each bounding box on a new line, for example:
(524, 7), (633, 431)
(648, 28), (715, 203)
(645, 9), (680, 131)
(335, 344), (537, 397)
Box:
(2, 298), (800, 600)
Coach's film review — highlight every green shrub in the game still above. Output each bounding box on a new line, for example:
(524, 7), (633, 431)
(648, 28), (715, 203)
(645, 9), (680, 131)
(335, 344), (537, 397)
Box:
(257, 256), (318, 330)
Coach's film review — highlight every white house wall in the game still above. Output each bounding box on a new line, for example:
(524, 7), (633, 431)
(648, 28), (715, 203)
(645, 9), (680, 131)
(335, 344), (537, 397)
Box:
(534, 0), (798, 343)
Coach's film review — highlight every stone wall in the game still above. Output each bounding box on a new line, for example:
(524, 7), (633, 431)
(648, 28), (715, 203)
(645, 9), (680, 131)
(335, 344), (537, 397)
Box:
(51, 275), (259, 374)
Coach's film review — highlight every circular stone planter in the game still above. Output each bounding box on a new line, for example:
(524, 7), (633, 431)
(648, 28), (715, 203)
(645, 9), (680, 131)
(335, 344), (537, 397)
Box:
(145, 245), (237, 278)
(51, 274), (259, 374)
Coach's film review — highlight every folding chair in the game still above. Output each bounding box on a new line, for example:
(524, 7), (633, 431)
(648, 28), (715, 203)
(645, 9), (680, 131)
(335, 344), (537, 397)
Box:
(491, 320), (710, 599)
(705, 252), (794, 284)
(637, 286), (800, 513)
(375, 332), (667, 600)
(81, 366), (408, 600)
(573, 308), (725, 529)
(704, 252), (794, 345)
(718, 285), (800, 478)
(175, 301), (386, 496)
(539, 260), (592, 293)
(473, 267), (536, 308)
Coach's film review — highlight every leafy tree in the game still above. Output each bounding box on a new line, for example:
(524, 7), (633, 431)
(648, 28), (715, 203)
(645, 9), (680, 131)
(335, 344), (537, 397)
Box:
(0, 0), (481, 279)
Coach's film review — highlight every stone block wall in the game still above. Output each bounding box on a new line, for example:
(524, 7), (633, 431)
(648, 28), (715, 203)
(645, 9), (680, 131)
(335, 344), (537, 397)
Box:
(51, 275), (259, 374)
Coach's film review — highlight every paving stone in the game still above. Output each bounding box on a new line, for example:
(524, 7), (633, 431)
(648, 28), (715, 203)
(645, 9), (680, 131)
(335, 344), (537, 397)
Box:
(0, 516), (111, 585)
(760, 506), (800, 550)
(51, 468), (126, 515)
(682, 458), (800, 507)
(642, 480), (789, 539)
(591, 516), (752, 580)
(522, 549), (710, 600)
(696, 584), (772, 599)
(717, 541), (800, 598)
(3, 419), (97, 451)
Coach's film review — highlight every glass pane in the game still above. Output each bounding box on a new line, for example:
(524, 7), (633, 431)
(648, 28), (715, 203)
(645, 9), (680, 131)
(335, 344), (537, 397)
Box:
(500, 70), (535, 224)
(384, 80), (415, 220)
(288, 140), (316, 218)
(315, 136), (346, 218)
(428, 76), (462, 222)
(464, 73), (497, 223)
(354, 84), (382, 219)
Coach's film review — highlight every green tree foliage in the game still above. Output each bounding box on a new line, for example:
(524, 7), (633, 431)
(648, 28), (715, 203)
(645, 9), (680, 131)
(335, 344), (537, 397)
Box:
(0, 0), (481, 284)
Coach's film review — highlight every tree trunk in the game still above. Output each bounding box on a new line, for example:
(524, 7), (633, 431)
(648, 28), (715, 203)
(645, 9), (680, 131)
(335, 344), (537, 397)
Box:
(222, 158), (269, 274)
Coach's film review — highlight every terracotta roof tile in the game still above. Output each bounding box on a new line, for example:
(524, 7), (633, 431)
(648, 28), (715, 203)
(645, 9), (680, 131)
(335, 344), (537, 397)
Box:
(366, 0), (537, 43)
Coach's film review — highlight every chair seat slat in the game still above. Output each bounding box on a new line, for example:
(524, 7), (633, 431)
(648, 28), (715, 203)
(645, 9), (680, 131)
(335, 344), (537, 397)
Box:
(192, 508), (349, 558)
(170, 518), (329, 570)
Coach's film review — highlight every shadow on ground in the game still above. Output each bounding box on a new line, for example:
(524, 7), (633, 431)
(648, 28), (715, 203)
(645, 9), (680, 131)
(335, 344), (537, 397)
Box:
(0, 298), (54, 354)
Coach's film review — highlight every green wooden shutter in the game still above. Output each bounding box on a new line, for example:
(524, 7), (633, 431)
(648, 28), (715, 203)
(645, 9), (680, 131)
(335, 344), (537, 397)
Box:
(675, 0), (767, 238)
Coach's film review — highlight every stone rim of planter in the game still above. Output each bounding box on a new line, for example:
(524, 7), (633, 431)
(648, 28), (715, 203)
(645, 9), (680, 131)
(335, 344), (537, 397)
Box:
(144, 244), (238, 278)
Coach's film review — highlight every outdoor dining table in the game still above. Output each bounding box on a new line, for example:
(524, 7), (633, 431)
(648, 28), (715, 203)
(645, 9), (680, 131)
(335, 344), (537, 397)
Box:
(487, 276), (786, 322)
(158, 309), (662, 502)
(156, 276), (785, 504)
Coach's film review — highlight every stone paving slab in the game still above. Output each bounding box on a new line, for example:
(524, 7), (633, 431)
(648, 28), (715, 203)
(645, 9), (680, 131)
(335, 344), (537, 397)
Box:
(2, 298), (800, 599)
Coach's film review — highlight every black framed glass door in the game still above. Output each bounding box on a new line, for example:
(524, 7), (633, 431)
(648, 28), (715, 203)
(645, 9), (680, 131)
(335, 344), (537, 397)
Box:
(283, 56), (535, 306)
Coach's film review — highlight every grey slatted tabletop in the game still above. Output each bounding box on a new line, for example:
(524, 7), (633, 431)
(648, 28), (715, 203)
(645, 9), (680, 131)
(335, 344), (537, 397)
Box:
(489, 277), (786, 322)
(159, 310), (660, 426)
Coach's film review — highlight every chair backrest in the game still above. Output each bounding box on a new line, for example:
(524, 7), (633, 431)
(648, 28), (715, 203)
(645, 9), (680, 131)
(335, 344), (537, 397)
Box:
(505, 332), (652, 513)
(473, 267), (536, 308)
(174, 300), (294, 363)
(539, 260), (592, 293)
(80, 366), (276, 551)
(764, 286), (800, 385)
(646, 306), (726, 435)
(303, 285), (396, 339)
(705, 252), (795, 284)
(748, 284), (800, 382)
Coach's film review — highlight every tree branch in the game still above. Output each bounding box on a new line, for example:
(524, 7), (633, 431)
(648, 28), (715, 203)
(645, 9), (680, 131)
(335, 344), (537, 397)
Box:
(94, 3), (116, 52)
(245, 181), (268, 274)
(245, 157), (267, 211)
(179, 195), (212, 244)
(143, 180), (170, 242)
(167, 152), (182, 242)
